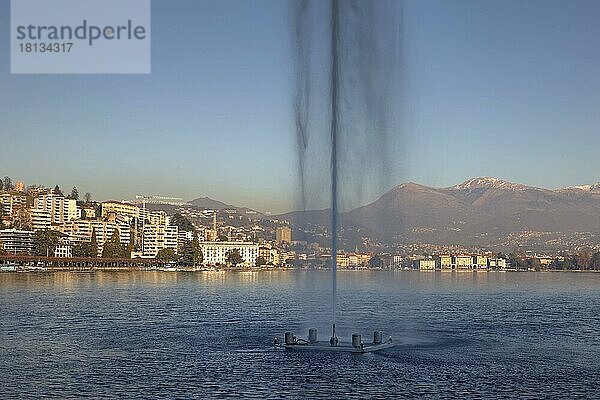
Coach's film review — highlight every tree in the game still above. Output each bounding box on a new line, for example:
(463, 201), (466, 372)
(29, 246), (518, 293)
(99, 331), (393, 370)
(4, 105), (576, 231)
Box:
(255, 256), (267, 266)
(12, 208), (32, 230)
(0, 180), (3, 191)
(84, 192), (92, 204)
(69, 186), (79, 200)
(54, 185), (63, 196)
(218, 234), (228, 242)
(72, 242), (94, 257)
(178, 235), (202, 267)
(2, 176), (13, 191)
(102, 230), (126, 258)
(157, 248), (177, 263)
(528, 258), (542, 271)
(369, 255), (383, 268)
(33, 229), (59, 256)
(591, 252), (600, 270)
(226, 249), (243, 267)
(90, 228), (98, 258)
(170, 213), (195, 232)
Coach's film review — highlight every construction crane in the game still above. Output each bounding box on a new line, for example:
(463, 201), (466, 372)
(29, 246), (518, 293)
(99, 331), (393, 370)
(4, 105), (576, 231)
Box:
(133, 195), (184, 252)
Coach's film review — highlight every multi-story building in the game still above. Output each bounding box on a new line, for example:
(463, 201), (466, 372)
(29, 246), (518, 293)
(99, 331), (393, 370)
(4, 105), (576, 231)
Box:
(259, 245), (280, 265)
(177, 230), (194, 250)
(82, 206), (96, 219)
(204, 228), (217, 242)
(488, 258), (507, 269)
(416, 259), (436, 270)
(453, 255), (473, 269)
(0, 191), (28, 217)
(336, 253), (349, 268)
(142, 224), (178, 258)
(15, 181), (25, 192)
(54, 244), (73, 258)
(201, 241), (259, 266)
(101, 201), (140, 221)
(31, 209), (51, 231)
(435, 255), (453, 269)
(56, 219), (130, 256)
(473, 255), (489, 269)
(276, 226), (292, 244)
(27, 186), (52, 198)
(0, 229), (34, 254)
(34, 193), (78, 224)
(147, 211), (170, 226)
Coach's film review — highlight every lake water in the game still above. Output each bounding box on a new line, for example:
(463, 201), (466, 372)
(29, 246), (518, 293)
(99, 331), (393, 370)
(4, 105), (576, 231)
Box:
(1, 271), (599, 399)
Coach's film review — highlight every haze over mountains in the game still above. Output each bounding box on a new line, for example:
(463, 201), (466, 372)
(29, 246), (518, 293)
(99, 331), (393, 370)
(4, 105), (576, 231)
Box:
(279, 177), (600, 247)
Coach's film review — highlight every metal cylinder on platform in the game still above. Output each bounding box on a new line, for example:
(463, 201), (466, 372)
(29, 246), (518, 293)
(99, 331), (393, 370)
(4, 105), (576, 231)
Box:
(308, 328), (318, 343)
(373, 331), (383, 344)
(352, 334), (362, 348)
(285, 331), (295, 345)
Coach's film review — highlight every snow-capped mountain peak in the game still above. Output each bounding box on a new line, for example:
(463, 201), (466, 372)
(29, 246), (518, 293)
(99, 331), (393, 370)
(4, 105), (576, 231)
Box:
(452, 177), (523, 190)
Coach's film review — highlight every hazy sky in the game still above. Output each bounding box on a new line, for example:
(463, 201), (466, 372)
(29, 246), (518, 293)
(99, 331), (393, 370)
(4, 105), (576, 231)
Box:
(1, 0), (599, 213)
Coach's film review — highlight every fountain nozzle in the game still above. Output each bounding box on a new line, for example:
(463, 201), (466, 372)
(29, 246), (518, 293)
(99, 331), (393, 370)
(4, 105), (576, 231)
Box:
(329, 323), (338, 346)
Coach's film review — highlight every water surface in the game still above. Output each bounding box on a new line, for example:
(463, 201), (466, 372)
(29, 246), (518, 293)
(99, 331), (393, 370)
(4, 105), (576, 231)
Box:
(1, 271), (599, 399)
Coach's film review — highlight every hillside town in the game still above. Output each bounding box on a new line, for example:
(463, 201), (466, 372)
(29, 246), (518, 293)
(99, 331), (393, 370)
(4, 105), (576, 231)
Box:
(1, 176), (599, 271)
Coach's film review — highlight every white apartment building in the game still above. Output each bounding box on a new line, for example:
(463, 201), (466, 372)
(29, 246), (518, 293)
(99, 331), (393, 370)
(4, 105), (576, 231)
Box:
(0, 229), (34, 254)
(0, 192), (28, 217)
(101, 201), (140, 220)
(142, 224), (178, 258)
(54, 244), (73, 258)
(56, 219), (130, 256)
(201, 241), (259, 266)
(147, 210), (170, 226)
(34, 193), (78, 224)
(177, 230), (194, 249)
(31, 209), (51, 231)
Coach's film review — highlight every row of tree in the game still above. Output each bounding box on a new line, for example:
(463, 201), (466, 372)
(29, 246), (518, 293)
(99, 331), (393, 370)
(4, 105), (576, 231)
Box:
(507, 252), (600, 271)
(0, 177), (92, 203)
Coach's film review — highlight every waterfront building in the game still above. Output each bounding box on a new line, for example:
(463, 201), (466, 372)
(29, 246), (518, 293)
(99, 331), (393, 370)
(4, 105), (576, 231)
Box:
(336, 253), (349, 268)
(201, 241), (259, 266)
(0, 229), (34, 254)
(142, 223), (178, 258)
(435, 255), (453, 269)
(259, 245), (280, 265)
(473, 255), (489, 269)
(393, 255), (403, 265)
(54, 244), (73, 258)
(56, 219), (130, 256)
(101, 201), (140, 221)
(488, 258), (507, 269)
(453, 255), (473, 269)
(416, 259), (436, 270)
(276, 226), (292, 244)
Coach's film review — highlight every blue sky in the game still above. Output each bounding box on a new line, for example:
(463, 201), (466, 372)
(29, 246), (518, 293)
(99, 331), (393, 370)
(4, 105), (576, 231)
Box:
(1, 0), (599, 213)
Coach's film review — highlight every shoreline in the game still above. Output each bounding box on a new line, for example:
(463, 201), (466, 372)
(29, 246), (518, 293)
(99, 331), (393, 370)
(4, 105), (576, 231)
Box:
(1, 267), (599, 274)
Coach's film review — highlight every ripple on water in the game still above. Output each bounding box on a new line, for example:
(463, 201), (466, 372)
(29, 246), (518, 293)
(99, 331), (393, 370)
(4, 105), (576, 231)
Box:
(1, 271), (599, 399)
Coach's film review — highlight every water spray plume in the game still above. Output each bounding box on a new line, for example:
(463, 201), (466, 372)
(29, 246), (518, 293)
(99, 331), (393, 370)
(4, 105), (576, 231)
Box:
(292, 0), (402, 345)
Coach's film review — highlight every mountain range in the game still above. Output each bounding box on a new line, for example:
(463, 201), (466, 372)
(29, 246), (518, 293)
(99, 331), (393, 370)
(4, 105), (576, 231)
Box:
(279, 177), (600, 247)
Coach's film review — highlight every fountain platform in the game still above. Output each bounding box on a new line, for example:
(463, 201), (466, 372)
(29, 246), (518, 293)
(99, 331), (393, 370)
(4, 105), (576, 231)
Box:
(276, 328), (395, 353)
